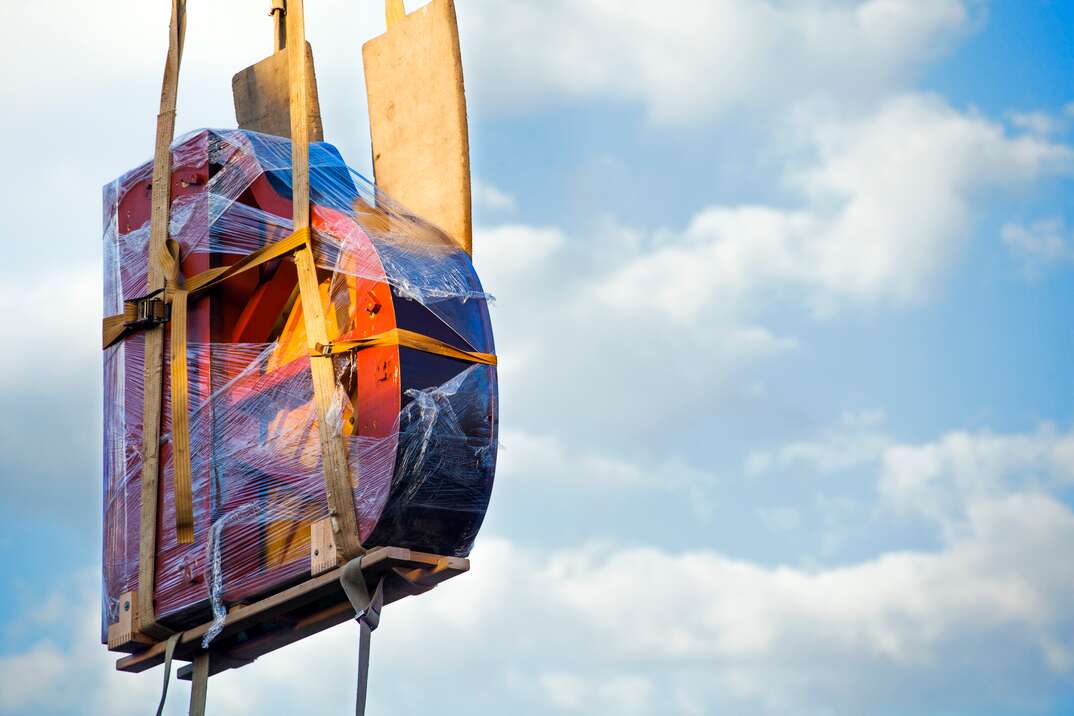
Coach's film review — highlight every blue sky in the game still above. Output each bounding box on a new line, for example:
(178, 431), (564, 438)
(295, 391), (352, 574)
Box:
(1, 0), (1073, 714)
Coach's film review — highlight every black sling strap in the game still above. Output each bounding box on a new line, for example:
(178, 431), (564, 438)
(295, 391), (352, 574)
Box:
(341, 557), (386, 716)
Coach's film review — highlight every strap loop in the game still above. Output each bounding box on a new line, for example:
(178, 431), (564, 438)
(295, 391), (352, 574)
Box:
(154, 632), (183, 716)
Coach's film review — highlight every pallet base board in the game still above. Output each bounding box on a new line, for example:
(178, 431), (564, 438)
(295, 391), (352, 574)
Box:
(114, 546), (468, 676)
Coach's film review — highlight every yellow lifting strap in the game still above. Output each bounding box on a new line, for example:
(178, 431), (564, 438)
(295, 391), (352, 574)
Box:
(315, 328), (497, 366)
(162, 229), (309, 543)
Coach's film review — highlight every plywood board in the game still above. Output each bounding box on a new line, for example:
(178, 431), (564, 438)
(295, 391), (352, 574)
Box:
(233, 42), (324, 141)
(363, 0), (472, 254)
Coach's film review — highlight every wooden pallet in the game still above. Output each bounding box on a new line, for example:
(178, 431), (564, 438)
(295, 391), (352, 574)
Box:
(113, 547), (468, 679)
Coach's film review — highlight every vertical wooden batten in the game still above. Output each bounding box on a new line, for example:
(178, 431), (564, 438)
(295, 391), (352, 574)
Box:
(285, 0), (364, 560)
(137, 0), (187, 641)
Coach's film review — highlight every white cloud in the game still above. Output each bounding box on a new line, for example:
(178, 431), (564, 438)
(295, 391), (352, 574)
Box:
(758, 506), (802, 532)
(1006, 102), (1074, 137)
(475, 211), (819, 467)
(499, 429), (644, 486)
(594, 94), (1074, 320)
(0, 266), (103, 521)
(880, 423), (1074, 530)
(0, 643), (67, 713)
(0, 265), (101, 389)
(750, 415), (1074, 539)
(0, 573), (187, 716)
(459, 0), (972, 125)
(472, 216), (798, 451)
(535, 672), (655, 714)
(473, 224), (565, 284)
(1008, 110), (1061, 136)
(472, 179), (517, 215)
(748, 410), (889, 476)
(498, 428), (717, 492)
(1002, 218), (1074, 274)
(6, 417), (1074, 715)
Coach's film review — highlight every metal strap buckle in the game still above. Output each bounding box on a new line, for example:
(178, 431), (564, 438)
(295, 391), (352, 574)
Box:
(129, 290), (171, 329)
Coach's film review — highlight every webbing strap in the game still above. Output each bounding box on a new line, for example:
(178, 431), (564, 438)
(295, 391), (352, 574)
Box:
(315, 328), (498, 366)
(180, 228), (309, 296)
(356, 609), (378, 716)
(171, 285), (194, 542)
(101, 305), (138, 349)
(160, 237), (194, 541)
(180, 231), (313, 542)
(154, 633), (182, 716)
(340, 558), (386, 716)
(163, 231), (306, 543)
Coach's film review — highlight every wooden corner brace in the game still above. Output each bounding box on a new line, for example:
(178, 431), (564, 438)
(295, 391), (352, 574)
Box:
(311, 517), (340, 576)
(107, 591), (156, 653)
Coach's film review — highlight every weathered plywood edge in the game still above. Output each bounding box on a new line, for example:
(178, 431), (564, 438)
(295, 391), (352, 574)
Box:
(362, 0), (472, 254)
(233, 42), (324, 141)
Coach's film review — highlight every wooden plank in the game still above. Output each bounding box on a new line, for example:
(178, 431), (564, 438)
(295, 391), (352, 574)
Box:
(270, 0), (286, 52)
(138, 0), (186, 641)
(175, 553), (468, 681)
(385, 0), (405, 28)
(118, 565), (349, 673)
(232, 43), (324, 141)
(188, 653), (210, 716)
(363, 0), (473, 255)
(176, 654), (255, 682)
(310, 517), (339, 576)
(107, 591), (155, 652)
(178, 602), (354, 681)
(286, 0), (364, 560)
(116, 547), (468, 674)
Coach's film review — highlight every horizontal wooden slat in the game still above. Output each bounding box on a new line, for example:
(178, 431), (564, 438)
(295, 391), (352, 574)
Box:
(116, 546), (468, 675)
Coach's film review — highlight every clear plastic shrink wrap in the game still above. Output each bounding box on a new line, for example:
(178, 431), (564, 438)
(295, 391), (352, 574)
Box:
(102, 129), (498, 642)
